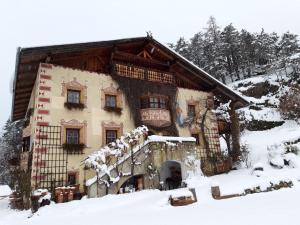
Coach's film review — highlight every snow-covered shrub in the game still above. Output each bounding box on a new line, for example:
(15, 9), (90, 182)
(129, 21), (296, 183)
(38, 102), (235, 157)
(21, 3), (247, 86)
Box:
(284, 144), (299, 155)
(267, 144), (285, 168)
(240, 81), (279, 98)
(146, 163), (158, 179)
(246, 120), (285, 131)
(238, 143), (251, 168)
(279, 84), (300, 122)
(283, 153), (300, 168)
(251, 162), (264, 177)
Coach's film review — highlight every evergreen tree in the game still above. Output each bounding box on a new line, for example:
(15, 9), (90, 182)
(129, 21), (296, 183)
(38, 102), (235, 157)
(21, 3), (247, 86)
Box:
(239, 29), (256, 77)
(220, 23), (241, 81)
(0, 119), (24, 186)
(202, 16), (226, 81)
(173, 37), (190, 59)
(170, 17), (300, 84)
(278, 32), (299, 57)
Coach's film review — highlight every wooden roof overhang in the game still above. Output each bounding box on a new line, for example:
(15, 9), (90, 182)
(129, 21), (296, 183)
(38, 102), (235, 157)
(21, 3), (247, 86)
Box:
(11, 37), (248, 121)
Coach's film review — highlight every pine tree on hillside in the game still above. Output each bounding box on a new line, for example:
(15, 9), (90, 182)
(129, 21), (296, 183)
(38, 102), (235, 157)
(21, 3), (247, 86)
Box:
(189, 32), (206, 68)
(173, 37), (190, 59)
(170, 17), (300, 84)
(239, 29), (256, 77)
(202, 16), (226, 81)
(220, 23), (241, 81)
(278, 32), (299, 57)
(254, 29), (278, 65)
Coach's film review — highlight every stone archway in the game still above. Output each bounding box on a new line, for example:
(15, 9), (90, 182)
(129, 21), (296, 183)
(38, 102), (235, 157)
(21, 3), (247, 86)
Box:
(160, 161), (182, 190)
(118, 174), (144, 194)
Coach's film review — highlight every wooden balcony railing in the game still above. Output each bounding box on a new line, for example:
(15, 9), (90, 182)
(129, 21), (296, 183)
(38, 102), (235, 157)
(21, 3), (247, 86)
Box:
(114, 63), (175, 85)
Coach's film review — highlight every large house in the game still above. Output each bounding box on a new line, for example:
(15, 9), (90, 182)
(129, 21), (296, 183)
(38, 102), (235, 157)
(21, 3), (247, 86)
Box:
(11, 36), (247, 197)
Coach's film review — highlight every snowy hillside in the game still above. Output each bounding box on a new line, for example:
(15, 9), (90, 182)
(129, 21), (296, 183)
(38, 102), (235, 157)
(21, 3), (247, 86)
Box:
(229, 72), (300, 169)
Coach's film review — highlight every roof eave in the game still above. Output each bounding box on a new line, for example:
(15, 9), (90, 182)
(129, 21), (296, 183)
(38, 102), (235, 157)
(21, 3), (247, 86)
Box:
(11, 47), (21, 121)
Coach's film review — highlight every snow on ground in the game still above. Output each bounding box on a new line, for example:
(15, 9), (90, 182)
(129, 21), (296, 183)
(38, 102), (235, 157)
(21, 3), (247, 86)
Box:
(0, 185), (11, 197)
(1, 179), (300, 225)
(241, 120), (300, 164)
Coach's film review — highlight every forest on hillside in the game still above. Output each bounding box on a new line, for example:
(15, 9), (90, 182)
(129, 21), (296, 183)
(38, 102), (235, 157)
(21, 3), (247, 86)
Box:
(169, 16), (300, 84)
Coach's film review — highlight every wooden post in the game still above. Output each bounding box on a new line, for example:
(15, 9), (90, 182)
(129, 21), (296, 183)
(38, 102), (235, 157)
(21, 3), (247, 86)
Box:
(229, 101), (240, 161)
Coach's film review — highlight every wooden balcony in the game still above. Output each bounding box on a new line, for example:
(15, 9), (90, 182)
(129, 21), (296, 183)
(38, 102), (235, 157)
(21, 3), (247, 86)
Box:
(140, 108), (171, 128)
(114, 63), (175, 85)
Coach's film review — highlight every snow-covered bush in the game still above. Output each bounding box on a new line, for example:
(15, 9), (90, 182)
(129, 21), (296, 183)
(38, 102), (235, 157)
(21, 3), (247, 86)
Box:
(279, 84), (300, 122)
(238, 143), (251, 168)
(283, 153), (300, 168)
(251, 162), (264, 177)
(267, 144), (285, 168)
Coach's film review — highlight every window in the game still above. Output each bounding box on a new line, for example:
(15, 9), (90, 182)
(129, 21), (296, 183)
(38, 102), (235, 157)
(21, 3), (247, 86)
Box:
(149, 97), (159, 108)
(68, 173), (77, 185)
(67, 90), (80, 104)
(66, 128), (80, 144)
(141, 96), (168, 109)
(106, 130), (117, 144)
(188, 104), (196, 117)
(105, 95), (117, 107)
(160, 98), (167, 109)
(191, 133), (200, 145)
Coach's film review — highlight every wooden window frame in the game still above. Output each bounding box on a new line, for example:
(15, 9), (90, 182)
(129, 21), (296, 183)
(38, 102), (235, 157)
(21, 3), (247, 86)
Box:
(101, 84), (123, 113)
(106, 129), (118, 144)
(188, 104), (196, 117)
(66, 128), (80, 145)
(140, 95), (168, 109)
(102, 121), (123, 146)
(61, 77), (87, 107)
(67, 90), (81, 104)
(105, 94), (117, 108)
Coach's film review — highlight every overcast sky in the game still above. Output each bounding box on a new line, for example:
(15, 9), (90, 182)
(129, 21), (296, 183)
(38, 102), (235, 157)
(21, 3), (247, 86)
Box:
(0, 0), (299, 130)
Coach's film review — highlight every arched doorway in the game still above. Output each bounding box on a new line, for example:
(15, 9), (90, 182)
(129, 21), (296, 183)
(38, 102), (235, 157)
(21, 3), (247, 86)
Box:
(118, 174), (144, 194)
(160, 161), (182, 190)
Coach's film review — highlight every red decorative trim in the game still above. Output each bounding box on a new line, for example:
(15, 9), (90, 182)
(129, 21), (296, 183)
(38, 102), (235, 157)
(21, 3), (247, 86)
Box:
(36, 134), (48, 139)
(32, 175), (46, 180)
(37, 122), (49, 126)
(40, 74), (52, 80)
(41, 63), (52, 69)
(38, 97), (50, 103)
(38, 109), (49, 115)
(39, 86), (51, 91)
(35, 116), (43, 121)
